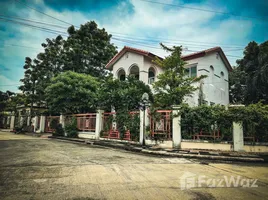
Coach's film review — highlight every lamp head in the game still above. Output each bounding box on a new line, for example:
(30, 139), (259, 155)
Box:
(141, 93), (149, 101)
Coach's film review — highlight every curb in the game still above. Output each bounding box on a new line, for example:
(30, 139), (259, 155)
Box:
(49, 136), (264, 163)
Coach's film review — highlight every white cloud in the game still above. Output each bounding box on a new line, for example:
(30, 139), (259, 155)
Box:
(0, 75), (20, 92)
(0, 0), (253, 92)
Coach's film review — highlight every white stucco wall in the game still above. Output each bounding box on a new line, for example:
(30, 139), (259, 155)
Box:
(112, 52), (163, 86)
(184, 52), (230, 106)
(110, 50), (230, 106)
(112, 51), (144, 81)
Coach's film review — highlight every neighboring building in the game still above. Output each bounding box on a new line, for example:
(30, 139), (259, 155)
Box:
(105, 46), (232, 106)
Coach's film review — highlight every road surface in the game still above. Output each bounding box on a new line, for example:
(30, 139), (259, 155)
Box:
(0, 131), (268, 200)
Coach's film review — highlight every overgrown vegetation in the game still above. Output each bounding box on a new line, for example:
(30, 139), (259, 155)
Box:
(181, 103), (268, 142)
(229, 41), (268, 104)
(64, 117), (79, 138)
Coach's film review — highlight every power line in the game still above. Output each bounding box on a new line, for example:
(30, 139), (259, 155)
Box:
(0, 14), (243, 59)
(0, 15), (68, 30)
(137, 0), (268, 21)
(0, 18), (68, 36)
(14, 0), (76, 27)
(0, 84), (20, 86)
(111, 32), (246, 48)
(1, 43), (43, 50)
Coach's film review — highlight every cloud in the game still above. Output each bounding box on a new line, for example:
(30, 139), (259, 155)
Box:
(0, 75), (20, 92)
(0, 0), (266, 93)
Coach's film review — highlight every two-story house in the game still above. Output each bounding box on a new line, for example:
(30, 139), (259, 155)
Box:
(105, 46), (232, 106)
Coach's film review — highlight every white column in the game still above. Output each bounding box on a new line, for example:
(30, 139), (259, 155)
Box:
(33, 116), (38, 132)
(233, 122), (244, 151)
(139, 109), (145, 144)
(60, 114), (65, 128)
(95, 110), (104, 140)
(172, 106), (181, 149)
(27, 116), (31, 126)
(10, 116), (15, 130)
(39, 115), (46, 133)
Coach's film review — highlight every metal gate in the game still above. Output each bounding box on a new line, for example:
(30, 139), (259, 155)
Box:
(45, 116), (60, 133)
(74, 113), (96, 132)
(101, 111), (139, 140)
(149, 110), (172, 140)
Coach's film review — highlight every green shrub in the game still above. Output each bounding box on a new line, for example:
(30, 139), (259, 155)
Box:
(50, 118), (59, 130)
(64, 117), (78, 138)
(180, 103), (268, 142)
(53, 123), (64, 136)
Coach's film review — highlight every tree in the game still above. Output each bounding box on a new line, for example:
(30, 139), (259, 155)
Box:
(153, 43), (206, 108)
(62, 21), (117, 77)
(19, 21), (117, 110)
(229, 66), (247, 104)
(98, 76), (152, 140)
(45, 71), (99, 114)
(230, 41), (268, 104)
(98, 76), (153, 112)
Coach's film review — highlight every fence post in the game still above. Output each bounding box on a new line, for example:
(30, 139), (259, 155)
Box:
(39, 115), (46, 133)
(10, 115), (15, 130)
(95, 110), (104, 140)
(233, 121), (244, 151)
(139, 109), (144, 144)
(172, 105), (181, 149)
(60, 114), (65, 128)
(33, 116), (38, 132)
(229, 105), (245, 152)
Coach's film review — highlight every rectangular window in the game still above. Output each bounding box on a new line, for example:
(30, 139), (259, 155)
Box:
(191, 66), (197, 77)
(186, 66), (197, 78)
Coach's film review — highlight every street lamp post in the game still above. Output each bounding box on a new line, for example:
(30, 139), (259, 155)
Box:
(141, 93), (149, 148)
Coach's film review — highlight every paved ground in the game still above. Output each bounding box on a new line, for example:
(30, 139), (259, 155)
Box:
(0, 132), (268, 200)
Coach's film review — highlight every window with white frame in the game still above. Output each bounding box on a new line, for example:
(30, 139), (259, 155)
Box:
(185, 65), (197, 78)
(148, 67), (155, 84)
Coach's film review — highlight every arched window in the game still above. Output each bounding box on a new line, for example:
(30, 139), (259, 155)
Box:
(117, 69), (126, 81)
(220, 71), (224, 77)
(148, 67), (155, 84)
(210, 65), (214, 72)
(210, 65), (214, 82)
(129, 64), (139, 80)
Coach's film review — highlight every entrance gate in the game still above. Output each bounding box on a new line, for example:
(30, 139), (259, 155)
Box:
(45, 116), (60, 133)
(149, 110), (172, 140)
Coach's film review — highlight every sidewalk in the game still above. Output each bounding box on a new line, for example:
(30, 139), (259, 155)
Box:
(49, 135), (265, 163)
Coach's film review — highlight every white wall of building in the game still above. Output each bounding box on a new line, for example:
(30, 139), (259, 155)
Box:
(184, 52), (230, 106)
(110, 50), (230, 106)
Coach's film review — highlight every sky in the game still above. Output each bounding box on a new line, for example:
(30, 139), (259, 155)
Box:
(0, 0), (267, 92)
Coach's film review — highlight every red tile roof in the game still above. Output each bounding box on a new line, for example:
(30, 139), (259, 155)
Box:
(181, 46), (232, 71)
(106, 46), (232, 71)
(105, 46), (162, 69)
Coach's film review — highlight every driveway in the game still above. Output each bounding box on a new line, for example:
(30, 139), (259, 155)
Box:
(0, 131), (268, 200)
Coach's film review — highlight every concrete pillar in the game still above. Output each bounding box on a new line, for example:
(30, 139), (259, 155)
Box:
(95, 110), (104, 140)
(33, 116), (38, 132)
(172, 106), (181, 149)
(60, 114), (65, 128)
(233, 121), (244, 151)
(20, 116), (24, 126)
(10, 116), (15, 130)
(27, 116), (31, 126)
(39, 115), (46, 133)
(139, 109), (145, 144)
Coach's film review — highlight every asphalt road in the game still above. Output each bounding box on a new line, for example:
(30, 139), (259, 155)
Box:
(0, 131), (268, 200)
